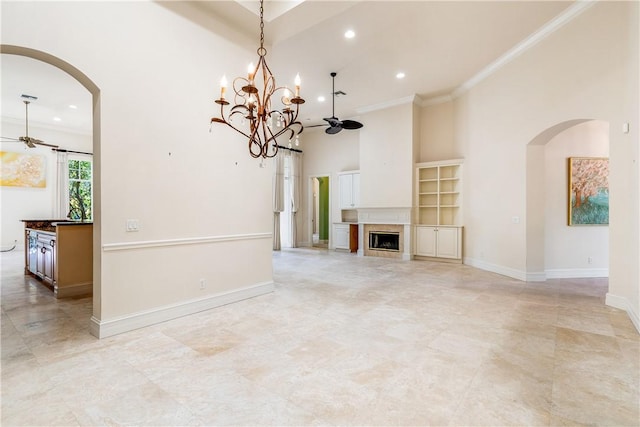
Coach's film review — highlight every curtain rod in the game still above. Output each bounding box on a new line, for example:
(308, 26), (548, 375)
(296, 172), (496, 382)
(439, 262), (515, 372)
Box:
(52, 148), (93, 156)
(276, 145), (302, 153)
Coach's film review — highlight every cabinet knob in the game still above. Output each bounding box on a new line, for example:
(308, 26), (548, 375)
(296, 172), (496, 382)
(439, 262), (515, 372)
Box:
(50, 240), (56, 247)
(41, 247), (46, 254)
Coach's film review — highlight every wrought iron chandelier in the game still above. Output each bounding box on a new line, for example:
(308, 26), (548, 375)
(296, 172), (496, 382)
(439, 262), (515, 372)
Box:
(211, 0), (305, 159)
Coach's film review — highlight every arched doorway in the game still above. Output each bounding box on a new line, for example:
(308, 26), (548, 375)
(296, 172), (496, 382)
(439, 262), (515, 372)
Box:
(1, 44), (102, 327)
(526, 119), (610, 281)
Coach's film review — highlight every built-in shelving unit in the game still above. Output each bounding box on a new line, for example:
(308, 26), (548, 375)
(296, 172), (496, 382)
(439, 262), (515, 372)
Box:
(415, 159), (463, 261)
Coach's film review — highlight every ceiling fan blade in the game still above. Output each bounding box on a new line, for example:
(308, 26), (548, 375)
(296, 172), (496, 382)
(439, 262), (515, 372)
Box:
(306, 124), (329, 128)
(341, 119), (363, 130)
(1, 136), (20, 142)
(326, 125), (343, 135)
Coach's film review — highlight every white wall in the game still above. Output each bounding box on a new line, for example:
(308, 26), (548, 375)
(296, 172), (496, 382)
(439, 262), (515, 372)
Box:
(0, 121), (92, 248)
(418, 100), (460, 162)
(544, 120), (609, 277)
(299, 127), (359, 247)
(453, 2), (638, 327)
(2, 1), (275, 337)
(359, 101), (415, 208)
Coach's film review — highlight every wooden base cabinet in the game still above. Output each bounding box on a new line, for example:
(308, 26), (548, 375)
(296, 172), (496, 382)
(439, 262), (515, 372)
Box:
(24, 221), (93, 298)
(415, 225), (462, 260)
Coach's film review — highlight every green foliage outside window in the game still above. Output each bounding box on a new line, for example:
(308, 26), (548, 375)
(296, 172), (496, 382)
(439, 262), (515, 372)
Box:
(68, 159), (92, 221)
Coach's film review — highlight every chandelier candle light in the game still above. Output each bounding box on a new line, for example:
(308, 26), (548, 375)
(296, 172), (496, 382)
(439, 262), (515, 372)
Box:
(211, 0), (305, 159)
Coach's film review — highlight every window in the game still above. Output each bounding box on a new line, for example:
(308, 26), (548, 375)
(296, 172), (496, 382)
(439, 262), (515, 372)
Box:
(68, 158), (92, 221)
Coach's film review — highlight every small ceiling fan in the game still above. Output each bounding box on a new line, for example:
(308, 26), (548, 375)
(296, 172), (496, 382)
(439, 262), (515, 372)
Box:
(1, 96), (59, 149)
(309, 72), (363, 135)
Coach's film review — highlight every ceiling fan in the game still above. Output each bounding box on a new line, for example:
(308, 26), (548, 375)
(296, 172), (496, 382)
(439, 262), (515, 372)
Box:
(1, 96), (59, 149)
(309, 72), (363, 135)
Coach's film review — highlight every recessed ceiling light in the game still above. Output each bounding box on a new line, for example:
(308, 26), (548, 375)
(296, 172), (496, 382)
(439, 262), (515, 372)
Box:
(68, 104), (78, 109)
(317, 96), (326, 102)
(344, 30), (355, 39)
(53, 117), (61, 122)
(396, 72), (406, 79)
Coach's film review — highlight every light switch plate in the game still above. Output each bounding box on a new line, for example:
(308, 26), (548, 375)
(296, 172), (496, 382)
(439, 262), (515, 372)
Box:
(126, 219), (139, 232)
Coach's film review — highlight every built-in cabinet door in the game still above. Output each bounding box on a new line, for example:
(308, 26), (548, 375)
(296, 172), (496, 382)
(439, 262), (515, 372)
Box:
(36, 233), (55, 285)
(333, 224), (350, 249)
(415, 226), (436, 257)
(436, 227), (460, 259)
(351, 173), (360, 207)
(339, 172), (360, 209)
(415, 225), (461, 259)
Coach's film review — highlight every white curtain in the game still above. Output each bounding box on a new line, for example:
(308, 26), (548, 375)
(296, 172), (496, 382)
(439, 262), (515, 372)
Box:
(290, 151), (302, 248)
(55, 151), (69, 218)
(273, 152), (285, 250)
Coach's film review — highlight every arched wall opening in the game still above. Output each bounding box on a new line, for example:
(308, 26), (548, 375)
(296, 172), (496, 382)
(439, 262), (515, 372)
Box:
(1, 44), (103, 323)
(526, 119), (610, 281)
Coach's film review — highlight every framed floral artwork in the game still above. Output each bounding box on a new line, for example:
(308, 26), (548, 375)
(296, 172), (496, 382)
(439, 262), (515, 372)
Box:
(568, 157), (608, 225)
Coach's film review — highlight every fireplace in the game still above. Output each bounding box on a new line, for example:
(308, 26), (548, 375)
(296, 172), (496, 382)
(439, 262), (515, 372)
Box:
(362, 223), (405, 259)
(369, 231), (400, 252)
(358, 208), (412, 260)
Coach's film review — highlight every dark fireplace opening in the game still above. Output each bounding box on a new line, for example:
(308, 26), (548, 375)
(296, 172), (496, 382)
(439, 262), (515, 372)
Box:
(369, 231), (400, 252)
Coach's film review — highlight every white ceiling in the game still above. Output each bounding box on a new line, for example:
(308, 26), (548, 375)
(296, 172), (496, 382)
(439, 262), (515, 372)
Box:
(1, 1), (572, 136)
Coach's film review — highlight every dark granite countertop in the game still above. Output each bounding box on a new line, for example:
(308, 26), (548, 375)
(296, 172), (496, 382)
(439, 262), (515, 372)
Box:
(22, 219), (93, 232)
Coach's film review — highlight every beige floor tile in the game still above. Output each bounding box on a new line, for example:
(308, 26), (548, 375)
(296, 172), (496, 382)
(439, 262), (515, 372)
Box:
(2, 248), (639, 426)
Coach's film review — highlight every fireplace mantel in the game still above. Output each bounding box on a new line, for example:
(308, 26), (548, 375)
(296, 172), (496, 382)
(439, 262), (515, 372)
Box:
(357, 207), (412, 225)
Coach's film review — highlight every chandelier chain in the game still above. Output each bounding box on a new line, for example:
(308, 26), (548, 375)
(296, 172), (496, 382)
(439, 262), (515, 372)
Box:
(259, 0), (265, 53)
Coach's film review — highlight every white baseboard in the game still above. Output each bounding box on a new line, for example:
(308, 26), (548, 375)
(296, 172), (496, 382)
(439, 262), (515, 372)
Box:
(464, 257), (610, 282)
(90, 281), (274, 339)
(525, 271), (547, 282)
(546, 268), (609, 279)
(463, 257), (527, 281)
(606, 293), (640, 334)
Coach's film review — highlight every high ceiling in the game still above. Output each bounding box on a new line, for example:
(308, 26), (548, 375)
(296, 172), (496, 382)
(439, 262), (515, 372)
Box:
(1, 1), (573, 136)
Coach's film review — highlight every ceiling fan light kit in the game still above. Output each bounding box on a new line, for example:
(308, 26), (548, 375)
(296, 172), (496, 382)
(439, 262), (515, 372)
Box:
(210, 0), (305, 159)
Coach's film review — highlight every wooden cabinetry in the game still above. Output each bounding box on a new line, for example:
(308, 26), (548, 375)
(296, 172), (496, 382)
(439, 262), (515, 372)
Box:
(23, 221), (93, 298)
(338, 171), (360, 209)
(415, 160), (463, 261)
(36, 231), (56, 285)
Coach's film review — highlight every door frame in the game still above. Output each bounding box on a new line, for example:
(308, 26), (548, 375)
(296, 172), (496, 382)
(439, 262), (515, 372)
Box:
(308, 174), (331, 248)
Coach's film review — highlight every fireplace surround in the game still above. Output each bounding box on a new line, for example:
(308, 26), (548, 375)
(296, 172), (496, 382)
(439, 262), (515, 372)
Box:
(357, 207), (412, 260)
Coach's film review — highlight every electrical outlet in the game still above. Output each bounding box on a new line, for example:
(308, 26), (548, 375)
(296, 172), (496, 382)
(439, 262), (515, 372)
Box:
(588, 256), (593, 264)
(199, 278), (206, 290)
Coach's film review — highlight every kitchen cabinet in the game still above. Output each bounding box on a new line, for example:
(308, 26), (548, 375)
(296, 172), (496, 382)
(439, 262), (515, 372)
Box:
(36, 231), (56, 285)
(338, 171), (360, 209)
(23, 220), (93, 298)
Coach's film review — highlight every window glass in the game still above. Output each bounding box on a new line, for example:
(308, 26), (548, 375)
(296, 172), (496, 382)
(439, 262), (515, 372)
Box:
(68, 159), (92, 221)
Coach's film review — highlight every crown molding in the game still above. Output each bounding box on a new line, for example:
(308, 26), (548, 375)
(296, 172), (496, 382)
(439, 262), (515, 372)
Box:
(450, 0), (597, 99)
(1, 116), (91, 137)
(420, 94), (454, 107)
(356, 94), (421, 115)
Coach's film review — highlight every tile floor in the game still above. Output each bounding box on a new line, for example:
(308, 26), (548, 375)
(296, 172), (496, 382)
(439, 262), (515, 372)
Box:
(1, 248), (638, 426)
